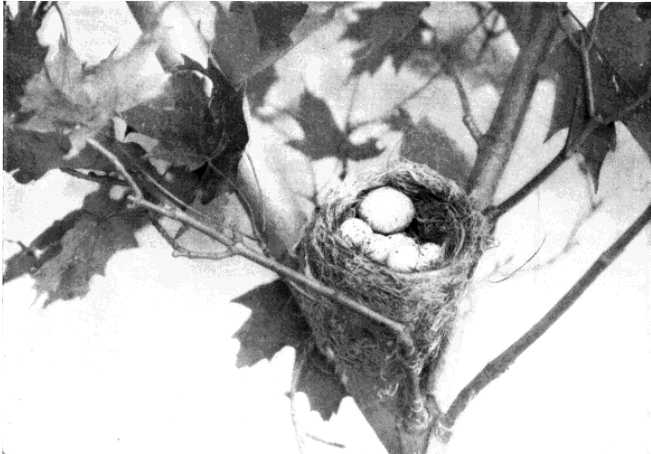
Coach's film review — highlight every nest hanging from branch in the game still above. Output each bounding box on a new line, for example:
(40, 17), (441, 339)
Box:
(291, 161), (491, 390)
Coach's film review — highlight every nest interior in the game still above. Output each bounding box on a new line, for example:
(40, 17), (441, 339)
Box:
(292, 161), (491, 385)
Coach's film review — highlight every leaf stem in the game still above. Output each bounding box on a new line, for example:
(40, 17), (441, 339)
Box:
(434, 201), (651, 442)
(447, 64), (484, 146)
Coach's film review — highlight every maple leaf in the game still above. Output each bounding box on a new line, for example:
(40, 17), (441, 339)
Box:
(400, 118), (471, 186)
(232, 280), (311, 367)
(16, 32), (166, 155)
(3, 2), (50, 113)
(296, 347), (347, 420)
(343, 3), (428, 76)
(3, 115), (114, 184)
(232, 279), (347, 419)
(6, 185), (150, 306)
(286, 90), (384, 162)
(543, 3), (651, 167)
(210, 2), (334, 86)
(579, 122), (617, 192)
(122, 70), (219, 171)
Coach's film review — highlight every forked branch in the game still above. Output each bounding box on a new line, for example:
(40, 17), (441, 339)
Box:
(433, 201), (651, 443)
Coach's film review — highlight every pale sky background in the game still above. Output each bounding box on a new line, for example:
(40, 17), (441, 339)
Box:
(3, 3), (650, 454)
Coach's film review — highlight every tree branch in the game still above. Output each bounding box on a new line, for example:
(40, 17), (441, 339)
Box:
(127, 195), (416, 355)
(466, 5), (558, 209)
(486, 87), (651, 220)
(433, 201), (651, 443)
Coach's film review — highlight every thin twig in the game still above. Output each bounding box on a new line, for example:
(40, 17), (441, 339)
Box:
(289, 344), (309, 454)
(447, 65), (484, 145)
(486, 87), (651, 220)
(87, 138), (143, 199)
(127, 196), (416, 355)
(173, 249), (235, 260)
(466, 5), (558, 209)
(305, 434), (345, 449)
(60, 168), (129, 187)
(434, 201), (651, 442)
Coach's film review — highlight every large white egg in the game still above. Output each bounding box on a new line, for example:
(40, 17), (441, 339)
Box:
(358, 187), (415, 234)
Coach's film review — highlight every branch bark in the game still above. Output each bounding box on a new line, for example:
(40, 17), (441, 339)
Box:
(466, 5), (558, 209)
(431, 201), (651, 445)
(127, 195), (416, 355)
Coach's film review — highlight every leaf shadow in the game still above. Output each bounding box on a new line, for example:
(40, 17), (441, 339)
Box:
(232, 279), (347, 419)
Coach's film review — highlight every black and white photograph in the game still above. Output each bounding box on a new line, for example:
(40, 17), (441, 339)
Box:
(3, 2), (650, 454)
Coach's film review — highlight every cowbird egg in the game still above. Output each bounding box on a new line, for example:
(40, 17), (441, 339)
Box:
(358, 187), (415, 234)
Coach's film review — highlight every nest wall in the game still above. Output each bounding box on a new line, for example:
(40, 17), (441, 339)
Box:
(291, 161), (491, 385)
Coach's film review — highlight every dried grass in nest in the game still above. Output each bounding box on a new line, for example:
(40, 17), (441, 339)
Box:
(291, 161), (491, 387)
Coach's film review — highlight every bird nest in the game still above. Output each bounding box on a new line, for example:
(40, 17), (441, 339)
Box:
(290, 161), (491, 388)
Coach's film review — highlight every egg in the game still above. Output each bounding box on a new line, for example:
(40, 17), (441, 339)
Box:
(338, 218), (373, 247)
(362, 233), (393, 264)
(387, 233), (416, 247)
(386, 240), (420, 272)
(415, 243), (444, 271)
(358, 187), (415, 234)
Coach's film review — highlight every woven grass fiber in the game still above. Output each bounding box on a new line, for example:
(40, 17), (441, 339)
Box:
(292, 161), (491, 388)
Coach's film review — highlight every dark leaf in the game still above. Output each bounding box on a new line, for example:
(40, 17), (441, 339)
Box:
(3, 1), (49, 113)
(296, 347), (347, 420)
(194, 57), (249, 204)
(3, 117), (113, 184)
(9, 186), (149, 306)
(232, 280), (311, 367)
(543, 4), (651, 159)
(343, 3), (428, 76)
(287, 90), (384, 162)
(122, 70), (219, 171)
(400, 119), (471, 186)
(211, 3), (333, 86)
(287, 90), (345, 159)
(4, 211), (85, 283)
(250, 2), (308, 51)
(579, 122), (617, 192)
